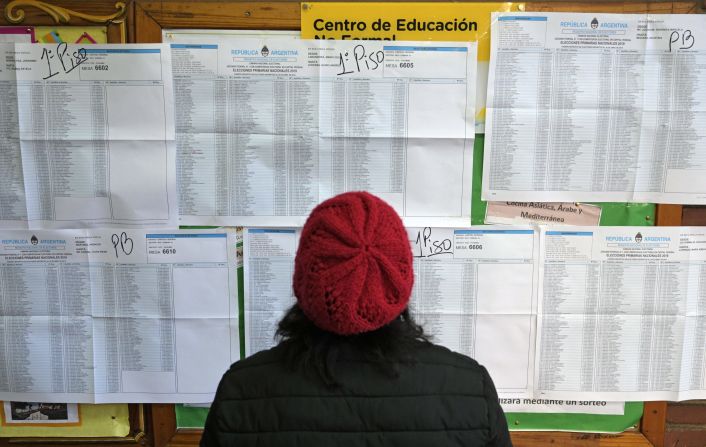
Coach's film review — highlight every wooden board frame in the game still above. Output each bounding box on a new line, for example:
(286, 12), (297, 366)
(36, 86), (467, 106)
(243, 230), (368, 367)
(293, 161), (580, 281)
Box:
(132, 1), (701, 446)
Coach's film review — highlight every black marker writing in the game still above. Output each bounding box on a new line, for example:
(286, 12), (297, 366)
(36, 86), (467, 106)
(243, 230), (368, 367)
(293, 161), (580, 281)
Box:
(41, 43), (88, 80)
(337, 51), (354, 75)
(40, 47), (59, 80)
(111, 232), (134, 258)
(414, 227), (453, 258)
(337, 44), (384, 76)
(669, 30), (695, 52)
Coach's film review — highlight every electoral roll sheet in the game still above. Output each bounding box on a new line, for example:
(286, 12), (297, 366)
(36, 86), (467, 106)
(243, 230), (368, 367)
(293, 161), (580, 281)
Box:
(536, 227), (706, 400)
(483, 13), (706, 204)
(0, 229), (238, 403)
(244, 226), (538, 396)
(0, 43), (177, 229)
(170, 37), (476, 227)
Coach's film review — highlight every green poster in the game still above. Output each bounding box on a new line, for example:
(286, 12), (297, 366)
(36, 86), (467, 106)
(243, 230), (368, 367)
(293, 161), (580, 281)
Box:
(176, 404), (210, 428)
(505, 402), (643, 433)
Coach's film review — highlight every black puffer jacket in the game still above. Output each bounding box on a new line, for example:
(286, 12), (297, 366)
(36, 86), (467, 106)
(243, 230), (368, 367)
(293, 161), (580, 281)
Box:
(201, 341), (512, 447)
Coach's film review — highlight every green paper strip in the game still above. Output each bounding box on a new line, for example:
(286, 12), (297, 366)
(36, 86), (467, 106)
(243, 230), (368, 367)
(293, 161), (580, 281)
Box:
(506, 402), (643, 433)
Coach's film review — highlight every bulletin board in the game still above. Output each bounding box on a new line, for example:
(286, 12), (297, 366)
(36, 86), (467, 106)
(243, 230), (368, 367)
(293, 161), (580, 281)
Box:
(132, 2), (700, 447)
(0, 0), (700, 446)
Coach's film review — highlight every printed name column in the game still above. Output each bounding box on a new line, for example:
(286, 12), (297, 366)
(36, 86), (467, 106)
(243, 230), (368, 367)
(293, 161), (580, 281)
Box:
(244, 229), (297, 355)
(538, 231), (593, 392)
(0, 50), (26, 227)
(283, 78), (319, 216)
(486, 16), (545, 192)
(172, 44), (220, 218)
(410, 227), (477, 356)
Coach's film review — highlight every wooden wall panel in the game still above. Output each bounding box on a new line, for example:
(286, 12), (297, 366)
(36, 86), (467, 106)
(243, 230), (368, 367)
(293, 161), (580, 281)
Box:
(135, 1), (299, 34)
(642, 401), (668, 447)
(2, 0), (129, 42)
(524, 1), (699, 12)
(656, 204), (684, 226)
(682, 206), (706, 226)
(135, 1), (163, 43)
(2, 0), (128, 26)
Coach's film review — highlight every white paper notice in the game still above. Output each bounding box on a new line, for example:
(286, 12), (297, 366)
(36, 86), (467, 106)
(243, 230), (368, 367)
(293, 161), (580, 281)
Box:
(485, 202), (602, 226)
(243, 226), (537, 396)
(483, 13), (706, 204)
(169, 37), (476, 227)
(536, 227), (706, 401)
(243, 229), (299, 356)
(3, 402), (80, 424)
(0, 27), (34, 43)
(0, 229), (238, 403)
(0, 43), (176, 229)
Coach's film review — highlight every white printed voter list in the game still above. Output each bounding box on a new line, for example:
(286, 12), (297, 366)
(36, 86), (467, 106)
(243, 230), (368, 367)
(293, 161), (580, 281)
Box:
(483, 13), (706, 204)
(243, 226), (538, 396)
(409, 227), (538, 396)
(0, 229), (238, 403)
(0, 43), (176, 229)
(536, 227), (706, 401)
(170, 37), (476, 227)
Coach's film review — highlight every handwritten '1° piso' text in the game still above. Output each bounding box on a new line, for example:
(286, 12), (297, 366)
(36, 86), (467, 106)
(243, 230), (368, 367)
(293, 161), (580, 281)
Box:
(41, 42), (87, 80)
(337, 44), (384, 76)
(413, 227), (453, 258)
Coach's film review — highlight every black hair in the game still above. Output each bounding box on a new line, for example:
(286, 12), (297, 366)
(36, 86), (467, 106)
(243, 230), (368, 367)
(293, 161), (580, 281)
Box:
(276, 304), (430, 387)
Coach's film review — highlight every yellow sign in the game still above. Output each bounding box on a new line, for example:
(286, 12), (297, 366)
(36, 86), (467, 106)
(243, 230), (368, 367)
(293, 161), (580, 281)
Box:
(301, 2), (523, 61)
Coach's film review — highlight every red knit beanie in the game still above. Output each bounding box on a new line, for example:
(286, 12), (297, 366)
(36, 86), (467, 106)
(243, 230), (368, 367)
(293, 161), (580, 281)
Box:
(293, 192), (414, 335)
